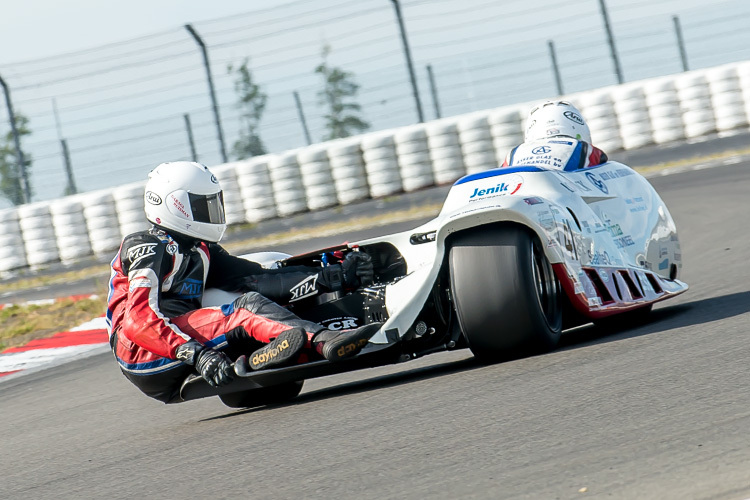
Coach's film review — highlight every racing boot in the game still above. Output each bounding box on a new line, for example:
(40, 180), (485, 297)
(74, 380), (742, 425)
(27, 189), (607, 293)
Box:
(312, 323), (382, 362)
(247, 328), (307, 370)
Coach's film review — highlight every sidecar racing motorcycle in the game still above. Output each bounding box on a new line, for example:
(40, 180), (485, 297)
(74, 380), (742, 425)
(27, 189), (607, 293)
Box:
(181, 161), (687, 408)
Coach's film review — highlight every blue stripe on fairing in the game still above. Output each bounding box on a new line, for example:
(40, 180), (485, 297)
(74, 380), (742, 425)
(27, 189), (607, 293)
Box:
(453, 166), (545, 185)
(563, 141), (585, 171)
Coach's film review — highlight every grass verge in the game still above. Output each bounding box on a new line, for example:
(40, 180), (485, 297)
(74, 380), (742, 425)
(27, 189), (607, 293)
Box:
(0, 296), (108, 351)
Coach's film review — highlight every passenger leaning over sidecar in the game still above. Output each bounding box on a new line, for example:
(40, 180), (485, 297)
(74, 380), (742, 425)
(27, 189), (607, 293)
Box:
(106, 161), (379, 403)
(502, 100), (608, 171)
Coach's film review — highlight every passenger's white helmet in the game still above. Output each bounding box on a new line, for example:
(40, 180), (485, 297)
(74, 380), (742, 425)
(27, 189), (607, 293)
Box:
(524, 100), (592, 144)
(144, 161), (226, 243)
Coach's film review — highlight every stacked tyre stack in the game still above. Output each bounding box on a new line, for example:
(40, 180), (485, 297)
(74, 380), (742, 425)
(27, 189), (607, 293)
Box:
(0, 208), (28, 274)
(643, 78), (686, 144)
(113, 182), (149, 238)
(612, 84), (654, 150)
(360, 132), (403, 197)
(675, 73), (717, 139)
(212, 162), (247, 225)
(706, 66), (749, 133)
(81, 190), (122, 258)
(457, 112), (498, 174)
(738, 62), (750, 122)
(17, 203), (59, 268)
(327, 139), (370, 204)
(296, 145), (339, 211)
(393, 125), (434, 192)
(488, 107), (524, 164)
(577, 91), (624, 152)
(235, 156), (278, 223)
(267, 151), (308, 217)
(425, 120), (465, 185)
(49, 198), (92, 264)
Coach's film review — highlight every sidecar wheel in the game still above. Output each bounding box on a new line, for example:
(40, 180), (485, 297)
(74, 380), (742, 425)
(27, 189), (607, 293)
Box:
(219, 380), (304, 409)
(449, 225), (562, 361)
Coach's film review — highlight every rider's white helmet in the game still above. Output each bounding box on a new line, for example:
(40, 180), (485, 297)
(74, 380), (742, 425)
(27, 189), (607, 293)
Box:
(144, 161), (226, 243)
(524, 100), (592, 144)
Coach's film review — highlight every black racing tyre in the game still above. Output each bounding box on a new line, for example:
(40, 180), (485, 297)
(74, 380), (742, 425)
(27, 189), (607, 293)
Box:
(449, 225), (562, 361)
(219, 380), (304, 409)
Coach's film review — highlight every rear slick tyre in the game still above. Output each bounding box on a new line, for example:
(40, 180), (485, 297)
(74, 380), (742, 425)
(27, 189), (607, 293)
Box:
(449, 225), (562, 361)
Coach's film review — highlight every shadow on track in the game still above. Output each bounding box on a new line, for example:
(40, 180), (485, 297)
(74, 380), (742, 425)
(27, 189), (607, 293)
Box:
(559, 290), (750, 349)
(202, 291), (749, 420)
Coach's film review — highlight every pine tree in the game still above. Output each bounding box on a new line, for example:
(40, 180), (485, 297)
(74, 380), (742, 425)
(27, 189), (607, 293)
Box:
(228, 58), (267, 159)
(0, 113), (32, 205)
(315, 45), (370, 141)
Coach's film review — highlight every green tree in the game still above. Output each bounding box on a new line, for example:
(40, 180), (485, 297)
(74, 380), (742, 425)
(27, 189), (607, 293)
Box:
(315, 45), (370, 141)
(0, 113), (32, 205)
(228, 58), (267, 159)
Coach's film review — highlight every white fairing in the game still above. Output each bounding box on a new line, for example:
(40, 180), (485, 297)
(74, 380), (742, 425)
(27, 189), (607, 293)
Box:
(353, 162), (686, 344)
(204, 162), (686, 346)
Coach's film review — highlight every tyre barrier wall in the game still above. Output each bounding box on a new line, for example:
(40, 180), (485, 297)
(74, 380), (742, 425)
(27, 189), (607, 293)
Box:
(2, 60), (750, 274)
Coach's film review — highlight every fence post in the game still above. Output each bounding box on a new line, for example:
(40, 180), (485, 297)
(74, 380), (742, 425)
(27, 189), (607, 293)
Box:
(293, 91), (312, 145)
(390, 0), (424, 123)
(548, 41), (564, 96)
(0, 74), (30, 204)
(183, 113), (198, 161)
(185, 24), (228, 163)
(673, 15), (689, 72)
(597, 0), (624, 84)
(426, 64), (442, 119)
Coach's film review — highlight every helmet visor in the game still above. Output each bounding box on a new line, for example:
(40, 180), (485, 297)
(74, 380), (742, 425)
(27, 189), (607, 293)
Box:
(188, 191), (225, 224)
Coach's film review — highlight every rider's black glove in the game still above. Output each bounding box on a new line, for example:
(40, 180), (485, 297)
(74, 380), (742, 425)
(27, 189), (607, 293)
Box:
(342, 252), (374, 288)
(175, 340), (234, 387)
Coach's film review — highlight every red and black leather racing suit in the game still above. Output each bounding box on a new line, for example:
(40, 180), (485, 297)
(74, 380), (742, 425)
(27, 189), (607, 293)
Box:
(107, 227), (339, 403)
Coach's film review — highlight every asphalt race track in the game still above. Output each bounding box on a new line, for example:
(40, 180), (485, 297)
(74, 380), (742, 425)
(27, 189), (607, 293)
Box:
(1, 161), (749, 499)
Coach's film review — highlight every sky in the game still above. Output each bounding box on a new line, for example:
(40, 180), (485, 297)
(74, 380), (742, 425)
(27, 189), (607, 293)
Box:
(0, 0), (748, 204)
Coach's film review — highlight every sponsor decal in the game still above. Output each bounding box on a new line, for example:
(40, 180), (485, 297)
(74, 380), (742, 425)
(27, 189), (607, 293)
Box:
(629, 206), (648, 213)
(169, 194), (191, 219)
(564, 110), (585, 125)
(155, 217), (162, 224)
(587, 297), (602, 307)
(545, 128), (560, 136)
(145, 191), (162, 205)
(166, 241), (178, 255)
(550, 140), (573, 145)
(127, 243), (157, 267)
(600, 168), (634, 180)
(658, 258), (669, 270)
(524, 197), (544, 205)
(469, 174), (523, 200)
(585, 172), (608, 194)
(613, 235), (635, 248)
(320, 316), (359, 330)
(598, 268), (609, 282)
(210, 174), (218, 184)
(290, 274), (319, 302)
(538, 210), (555, 230)
(608, 224), (623, 237)
(532, 146), (552, 155)
(659, 246), (668, 258)
(177, 278), (203, 299)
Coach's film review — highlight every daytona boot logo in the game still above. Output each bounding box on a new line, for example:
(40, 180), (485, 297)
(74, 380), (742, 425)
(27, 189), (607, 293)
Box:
(251, 339), (291, 366)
